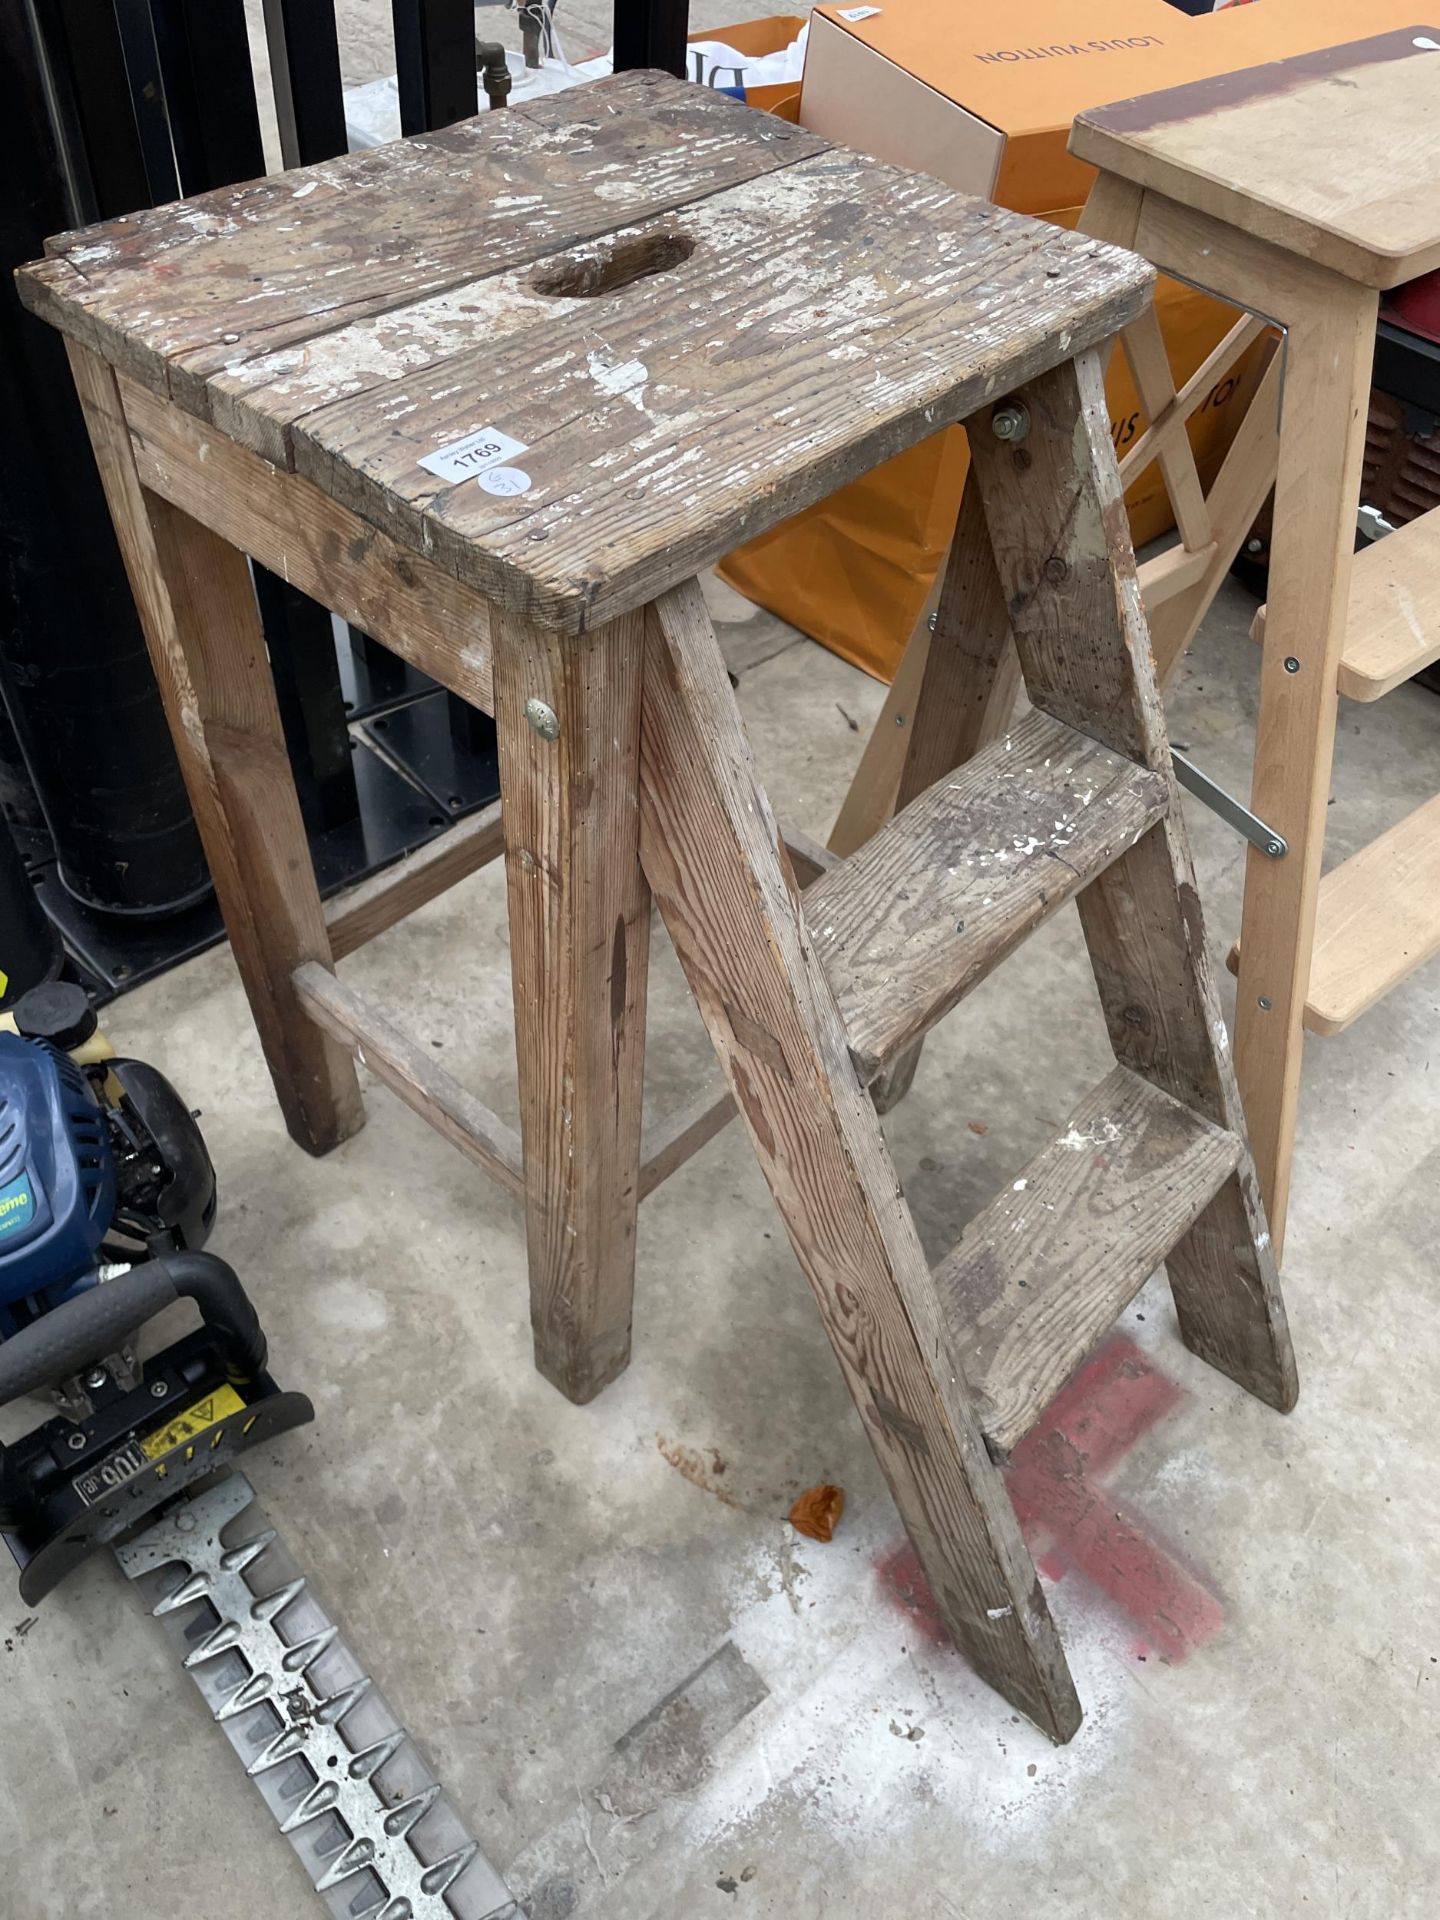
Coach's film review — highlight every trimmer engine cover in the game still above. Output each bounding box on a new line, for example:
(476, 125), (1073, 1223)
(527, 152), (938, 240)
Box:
(0, 1034), (115, 1317)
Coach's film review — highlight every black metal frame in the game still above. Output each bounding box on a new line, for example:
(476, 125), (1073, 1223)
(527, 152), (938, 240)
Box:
(261, 0), (347, 169)
(392, 0), (478, 136)
(613, 0), (689, 77)
(4, 0), (692, 1000)
(3, 0), (511, 1004)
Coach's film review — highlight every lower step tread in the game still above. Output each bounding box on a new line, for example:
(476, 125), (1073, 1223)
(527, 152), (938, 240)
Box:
(935, 1065), (1241, 1455)
(805, 710), (1170, 1082)
(1251, 508), (1440, 701)
(1229, 794), (1440, 1034)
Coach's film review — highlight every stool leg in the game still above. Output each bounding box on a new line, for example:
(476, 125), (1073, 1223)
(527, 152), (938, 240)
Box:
(493, 609), (651, 1405)
(893, 480), (1023, 811)
(66, 345), (363, 1154)
(826, 596), (933, 861)
(1232, 283), (1378, 1252)
(640, 578), (1081, 1743)
(867, 481), (1022, 1111)
(968, 349), (1296, 1413)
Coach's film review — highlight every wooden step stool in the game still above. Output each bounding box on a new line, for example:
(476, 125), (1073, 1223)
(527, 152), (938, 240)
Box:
(20, 71), (1297, 1742)
(1069, 28), (1440, 1253)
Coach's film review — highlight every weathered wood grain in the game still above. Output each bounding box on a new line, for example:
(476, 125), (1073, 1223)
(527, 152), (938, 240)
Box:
(20, 73), (823, 421)
(639, 576), (1081, 1743)
(637, 824), (837, 1198)
(806, 709), (1169, 1084)
(293, 961), (523, 1200)
(968, 349), (1297, 1415)
(289, 158), (1151, 631)
(25, 72), (1149, 636)
(937, 1066), (1240, 1456)
(120, 373), (497, 712)
(494, 607), (652, 1405)
(66, 343), (363, 1157)
(894, 484), (1022, 813)
(971, 354), (1166, 770)
(866, 481), (1023, 1111)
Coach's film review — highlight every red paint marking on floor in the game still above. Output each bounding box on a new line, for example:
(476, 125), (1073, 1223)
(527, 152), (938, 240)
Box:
(873, 1335), (1224, 1663)
(1016, 1333), (1183, 1481)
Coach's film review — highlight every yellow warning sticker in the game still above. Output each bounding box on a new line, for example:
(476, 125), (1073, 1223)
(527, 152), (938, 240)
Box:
(141, 1384), (246, 1460)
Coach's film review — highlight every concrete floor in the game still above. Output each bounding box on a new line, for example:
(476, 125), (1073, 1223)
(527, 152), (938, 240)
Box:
(3, 560), (1438, 1919)
(6, 8), (1440, 1916)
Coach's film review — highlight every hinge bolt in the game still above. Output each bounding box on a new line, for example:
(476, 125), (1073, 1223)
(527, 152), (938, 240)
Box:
(991, 403), (1030, 443)
(524, 697), (560, 740)
(1283, 657), (1300, 674)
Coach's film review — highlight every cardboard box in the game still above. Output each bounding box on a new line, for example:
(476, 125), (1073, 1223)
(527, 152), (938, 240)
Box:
(719, 0), (1417, 681)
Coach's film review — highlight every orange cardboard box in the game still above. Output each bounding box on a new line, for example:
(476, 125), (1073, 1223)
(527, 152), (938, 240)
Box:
(720, 0), (1417, 681)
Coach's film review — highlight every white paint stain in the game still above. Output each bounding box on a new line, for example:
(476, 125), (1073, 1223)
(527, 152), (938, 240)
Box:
(586, 350), (650, 412)
(1059, 1118), (1122, 1152)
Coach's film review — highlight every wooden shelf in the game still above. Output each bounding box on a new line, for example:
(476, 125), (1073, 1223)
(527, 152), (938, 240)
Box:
(1230, 794), (1440, 1033)
(1252, 508), (1440, 702)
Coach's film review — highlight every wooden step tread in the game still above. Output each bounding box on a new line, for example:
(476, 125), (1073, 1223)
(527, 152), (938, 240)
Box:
(1252, 510), (1440, 702)
(805, 711), (1170, 1083)
(935, 1066), (1241, 1457)
(1229, 794), (1440, 1035)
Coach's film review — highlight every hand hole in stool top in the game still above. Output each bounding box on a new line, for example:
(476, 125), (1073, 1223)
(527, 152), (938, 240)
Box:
(530, 228), (696, 300)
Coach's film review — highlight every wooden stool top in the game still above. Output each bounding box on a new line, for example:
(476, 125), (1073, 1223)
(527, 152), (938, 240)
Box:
(1071, 29), (1440, 293)
(19, 72), (1148, 635)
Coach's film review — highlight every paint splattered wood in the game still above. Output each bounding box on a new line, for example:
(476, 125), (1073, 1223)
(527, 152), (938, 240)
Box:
(18, 72), (824, 420)
(18, 75), (1151, 635)
(287, 159), (1151, 630)
(936, 1066), (1240, 1455)
(805, 709), (1170, 1084)
(968, 349), (1297, 1417)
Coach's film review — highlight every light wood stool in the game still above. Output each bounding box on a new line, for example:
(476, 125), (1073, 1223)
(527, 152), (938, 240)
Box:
(21, 71), (1297, 1740)
(1069, 27), (1440, 1255)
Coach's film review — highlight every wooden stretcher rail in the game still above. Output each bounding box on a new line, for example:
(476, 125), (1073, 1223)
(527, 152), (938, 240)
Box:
(325, 801), (505, 962)
(316, 816), (833, 1203)
(1118, 312), (1270, 487)
(292, 961), (525, 1200)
